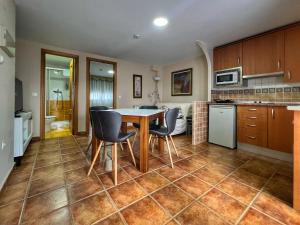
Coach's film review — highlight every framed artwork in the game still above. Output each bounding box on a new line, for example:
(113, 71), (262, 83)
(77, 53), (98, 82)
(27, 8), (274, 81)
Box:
(171, 68), (193, 96)
(133, 74), (142, 98)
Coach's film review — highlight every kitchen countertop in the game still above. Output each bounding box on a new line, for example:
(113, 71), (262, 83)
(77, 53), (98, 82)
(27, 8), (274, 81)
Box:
(287, 106), (300, 111)
(208, 101), (300, 106)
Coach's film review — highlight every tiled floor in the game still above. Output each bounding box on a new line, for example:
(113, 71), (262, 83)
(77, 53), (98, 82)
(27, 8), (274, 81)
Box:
(45, 127), (72, 139)
(0, 135), (299, 225)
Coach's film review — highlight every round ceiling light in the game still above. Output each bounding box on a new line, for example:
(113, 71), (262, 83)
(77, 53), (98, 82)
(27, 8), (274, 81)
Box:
(153, 17), (168, 27)
(108, 70), (114, 74)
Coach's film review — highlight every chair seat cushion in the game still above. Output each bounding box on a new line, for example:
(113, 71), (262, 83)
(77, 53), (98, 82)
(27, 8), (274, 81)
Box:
(149, 126), (168, 136)
(118, 131), (136, 142)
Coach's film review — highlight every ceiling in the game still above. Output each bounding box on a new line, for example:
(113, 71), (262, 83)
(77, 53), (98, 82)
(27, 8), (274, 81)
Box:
(90, 61), (114, 78)
(16, 0), (300, 65)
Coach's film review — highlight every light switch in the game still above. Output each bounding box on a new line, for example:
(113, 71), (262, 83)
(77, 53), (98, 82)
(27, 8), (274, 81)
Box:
(32, 92), (38, 97)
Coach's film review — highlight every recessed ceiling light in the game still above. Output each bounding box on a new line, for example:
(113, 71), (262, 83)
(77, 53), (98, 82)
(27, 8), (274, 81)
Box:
(108, 70), (114, 74)
(153, 17), (168, 27)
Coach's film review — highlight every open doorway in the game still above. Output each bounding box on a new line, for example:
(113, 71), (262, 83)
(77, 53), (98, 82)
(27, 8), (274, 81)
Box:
(86, 57), (117, 133)
(40, 49), (79, 139)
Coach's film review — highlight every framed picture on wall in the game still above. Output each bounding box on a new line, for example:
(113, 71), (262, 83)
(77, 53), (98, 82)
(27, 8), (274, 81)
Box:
(133, 74), (142, 98)
(171, 68), (193, 96)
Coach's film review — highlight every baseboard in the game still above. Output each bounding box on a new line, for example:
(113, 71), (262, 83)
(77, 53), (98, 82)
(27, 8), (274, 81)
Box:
(238, 142), (293, 162)
(76, 131), (88, 136)
(0, 162), (15, 191)
(31, 136), (40, 142)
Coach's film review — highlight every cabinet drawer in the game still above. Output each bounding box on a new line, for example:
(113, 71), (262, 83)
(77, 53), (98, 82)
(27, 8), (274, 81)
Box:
(237, 105), (268, 147)
(238, 106), (268, 118)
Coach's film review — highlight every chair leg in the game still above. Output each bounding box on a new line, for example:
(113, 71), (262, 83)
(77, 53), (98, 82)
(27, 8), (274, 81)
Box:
(132, 129), (138, 148)
(87, 141), (103, 176)
(119, 143), (124, 151)
(169, 135), (179, 157)
(165, 136), (173, 168)
(112, 143), (118, 185)
(85, 140), (92, 153)
(103, 142), (107, 166)
(149, 134), (152, 144)
(126, 139), (136, 167)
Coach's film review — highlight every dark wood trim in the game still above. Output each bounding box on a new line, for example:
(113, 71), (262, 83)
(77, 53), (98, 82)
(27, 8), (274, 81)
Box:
(40, 49), (79, 139)
(76, 131), (88, 136)
(171, 68), (193, 96)
(215, 20), (300, 49)
(86, 57), (117, 133)
(133, 74), (142, 98)
(31, 136), (41, 142)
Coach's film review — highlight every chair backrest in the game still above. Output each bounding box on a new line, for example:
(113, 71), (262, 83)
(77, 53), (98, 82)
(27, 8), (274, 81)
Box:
(165, 108), (179, 134)
(91, 110), (122, 142)
(139, 105), (158, 109)
(89, 106), (109, 126)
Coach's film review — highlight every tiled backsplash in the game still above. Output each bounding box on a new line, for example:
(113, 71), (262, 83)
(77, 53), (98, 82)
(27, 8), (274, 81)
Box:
(212, 76), (300, 102)
(192, 101), (208, 145)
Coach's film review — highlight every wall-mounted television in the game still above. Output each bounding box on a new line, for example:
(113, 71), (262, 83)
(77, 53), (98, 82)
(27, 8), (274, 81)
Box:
(15, 78), (23, 113)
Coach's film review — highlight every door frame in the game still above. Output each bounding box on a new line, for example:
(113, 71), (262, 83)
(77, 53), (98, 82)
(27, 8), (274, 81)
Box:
(86, 57), (117, 133)
(40, 48), (79, 139)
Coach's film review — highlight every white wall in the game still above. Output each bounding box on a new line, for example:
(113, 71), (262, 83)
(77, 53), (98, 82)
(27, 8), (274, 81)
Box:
(0, 0), (15, 189)
(16, 39), (162, 136)
(161, 56), (208, 103)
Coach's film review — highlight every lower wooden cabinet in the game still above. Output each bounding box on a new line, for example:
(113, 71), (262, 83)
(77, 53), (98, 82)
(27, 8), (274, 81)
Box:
(237, 106), (268, 147)
(237, 105), (293, 153)
(268, 106), (294, 153)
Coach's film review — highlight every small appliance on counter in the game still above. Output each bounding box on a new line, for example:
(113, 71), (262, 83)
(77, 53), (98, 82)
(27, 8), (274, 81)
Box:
(213, 99), (235, 104)
(208, 104), (236, 149)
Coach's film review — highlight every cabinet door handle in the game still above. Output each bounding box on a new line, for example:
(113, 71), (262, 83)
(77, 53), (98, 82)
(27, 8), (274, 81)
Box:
(247, 116), (257, 119)
(247, 124), (256, 127)
(237, 57), (240, 65)
(247, 136), (256, 139)
(248, 108), (257, 111)
(271, 108), (275, 119)
(287, 71), (291, 80)
(277, 60), (281, 69)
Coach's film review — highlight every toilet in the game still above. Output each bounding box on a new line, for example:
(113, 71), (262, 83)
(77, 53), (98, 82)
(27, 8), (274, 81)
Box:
(45, 115), (56, 132)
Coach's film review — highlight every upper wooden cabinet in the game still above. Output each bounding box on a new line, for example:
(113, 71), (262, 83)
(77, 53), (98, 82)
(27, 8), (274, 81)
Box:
(267, 106), (294, 153)
(284, 25), (300, 82)
(213, 42), (242, 71)
(242, 31), (284, 76)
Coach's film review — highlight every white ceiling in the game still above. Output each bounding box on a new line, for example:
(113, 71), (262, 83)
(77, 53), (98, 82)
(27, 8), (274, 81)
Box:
(15, 0), (300, 65)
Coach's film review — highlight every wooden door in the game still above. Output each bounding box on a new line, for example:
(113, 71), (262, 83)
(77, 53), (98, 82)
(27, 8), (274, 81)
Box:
(268, 106), (293, 153)
(243, 31), (284, 76)
(213, 42), (242, 71)
(284, 25), (300, 82)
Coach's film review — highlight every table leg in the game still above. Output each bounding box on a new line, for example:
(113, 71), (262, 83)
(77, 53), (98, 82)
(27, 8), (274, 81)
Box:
(158, 112), (165, 153)
(139, 116), (149, 172)
(294, 112), (300, 211)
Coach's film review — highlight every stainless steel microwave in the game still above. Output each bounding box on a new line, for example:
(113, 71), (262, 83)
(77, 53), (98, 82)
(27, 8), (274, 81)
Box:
(215, 67), (242, 86)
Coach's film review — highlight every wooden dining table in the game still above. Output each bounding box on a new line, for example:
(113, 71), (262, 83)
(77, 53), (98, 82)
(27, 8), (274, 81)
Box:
(91, 108), (165, 173)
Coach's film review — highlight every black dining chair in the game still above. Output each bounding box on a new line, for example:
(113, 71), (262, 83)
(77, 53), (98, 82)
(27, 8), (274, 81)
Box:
(149, 108), (179, 168)
(132, 105), (158, 146)
(85, 106), (109, 153)
(87, 110), (136, 185)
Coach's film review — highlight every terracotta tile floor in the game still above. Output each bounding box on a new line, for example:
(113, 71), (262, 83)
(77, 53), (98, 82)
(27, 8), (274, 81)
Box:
(0, 135), (299, 225)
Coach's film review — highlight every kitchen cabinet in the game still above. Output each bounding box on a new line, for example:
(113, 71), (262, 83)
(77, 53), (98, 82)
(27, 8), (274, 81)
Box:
(213, 42), (242, 71)
(284, 25), (300, 82)
(242, 30), (284, 76)
(237, 106), (268, 147)
(237, 105), (294, 153)
(268, 106), (294, 153)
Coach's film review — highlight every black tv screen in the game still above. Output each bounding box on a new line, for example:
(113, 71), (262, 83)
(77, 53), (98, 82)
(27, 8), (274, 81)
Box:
(15, 78), (23, 113)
